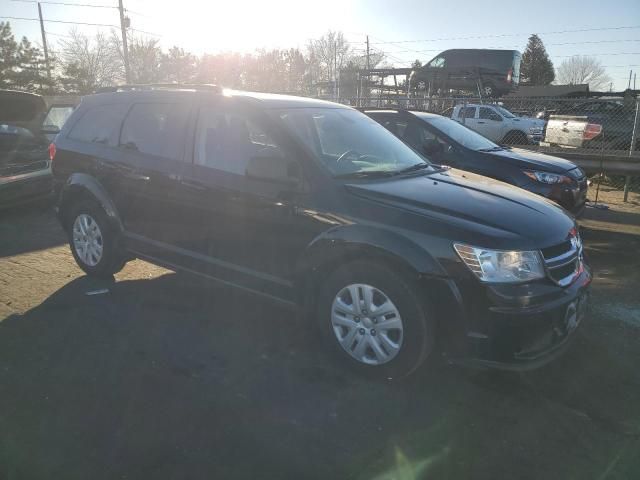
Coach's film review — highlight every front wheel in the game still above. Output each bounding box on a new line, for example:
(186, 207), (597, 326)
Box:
(66, 200), (126, 278)
(316, 261), (435, 379)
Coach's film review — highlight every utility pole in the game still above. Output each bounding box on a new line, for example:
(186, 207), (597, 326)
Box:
(628, 70), (633, 90)
(366, 35), (370, 70)
(118, 0), (131, 83)
(37, 2), (51, 83)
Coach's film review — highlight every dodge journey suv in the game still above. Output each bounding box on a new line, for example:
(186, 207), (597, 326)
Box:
(52, 85), (591, 378)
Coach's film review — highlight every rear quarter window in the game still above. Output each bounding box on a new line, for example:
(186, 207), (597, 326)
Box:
(68, 103), (130, 146)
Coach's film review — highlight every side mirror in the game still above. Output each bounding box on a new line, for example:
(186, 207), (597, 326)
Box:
(422, 139), (444, 156)
(246, 155), (299, 186)
(41, 125), (60, 135)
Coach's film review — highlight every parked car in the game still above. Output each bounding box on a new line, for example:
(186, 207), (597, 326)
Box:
(52, 85), (591, 377)
(365, 109), (588, 215)
(451, 103), (546, 145)
(536, 99), (637, 150)
(412, 49), (521, 97)
(0, 90), (67, 209)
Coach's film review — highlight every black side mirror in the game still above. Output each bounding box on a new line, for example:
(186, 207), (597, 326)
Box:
(246, 155), (298, 186)
(422, 139), (444, 156)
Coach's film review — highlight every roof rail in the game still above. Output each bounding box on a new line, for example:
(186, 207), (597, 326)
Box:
(94, 83), (222, 94)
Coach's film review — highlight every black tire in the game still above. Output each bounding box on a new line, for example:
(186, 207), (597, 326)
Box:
(315, 260), (435, 379)
(66, 200), (126, 278)
(502, 130), (528, 145)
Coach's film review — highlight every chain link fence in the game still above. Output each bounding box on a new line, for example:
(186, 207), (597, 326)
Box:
(338, 95), (640, 207)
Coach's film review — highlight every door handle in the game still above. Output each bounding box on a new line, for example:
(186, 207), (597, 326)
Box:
(180, 178), (206, 191)
(477, 121), (485, 124)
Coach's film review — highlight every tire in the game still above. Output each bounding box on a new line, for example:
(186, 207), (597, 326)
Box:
(66, 200), (126, 278)
(315, 260), (435, 379)
(482, 84), (494, 98)
(502, 130), (528, 145)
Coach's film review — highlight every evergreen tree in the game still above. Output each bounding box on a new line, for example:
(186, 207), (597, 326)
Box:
(520, 34), (555, 85)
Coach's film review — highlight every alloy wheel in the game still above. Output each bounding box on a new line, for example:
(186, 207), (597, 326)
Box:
(72, 213), (104, 267)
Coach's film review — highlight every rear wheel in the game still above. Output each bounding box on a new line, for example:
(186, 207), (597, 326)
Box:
(316, 261), (435, 379)
(66, 200), (126, 278)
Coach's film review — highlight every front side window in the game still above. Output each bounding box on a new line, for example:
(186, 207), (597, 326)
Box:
(278, 108), (430, 177)
(429, 57), (446, 68)
(68, 103), (129, 146)
(195, 107), (284, 175)
(120, 103), (190, 160)
(479, 107), (502, 121)
(495, 106), (516, 118)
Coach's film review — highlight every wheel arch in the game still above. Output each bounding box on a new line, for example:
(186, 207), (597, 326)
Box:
(295, 224), (447, 313)
(58, 173), (123, 232)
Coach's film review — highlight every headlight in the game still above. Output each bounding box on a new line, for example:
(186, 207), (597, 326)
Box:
(454, 244), (545, 283)
(528, 126), (543, 134)
(523, 170), (572, 184)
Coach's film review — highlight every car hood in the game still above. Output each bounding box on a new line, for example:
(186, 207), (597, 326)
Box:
(346, 168), (575, 249)
(0, 89), (47, 132)
(482, 147), (577, 173)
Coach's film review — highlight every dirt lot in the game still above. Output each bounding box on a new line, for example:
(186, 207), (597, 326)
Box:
(1, 204), (639, 480)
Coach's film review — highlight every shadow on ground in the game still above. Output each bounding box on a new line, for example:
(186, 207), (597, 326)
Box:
(0, 203), (65, 258)
(1, 268), (639, 480)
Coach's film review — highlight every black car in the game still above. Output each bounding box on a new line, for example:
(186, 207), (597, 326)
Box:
(52, 85), (591, 377)
(411, 49), (521, 97)
(365, 109), (588, 216)
(0, 90), (62, 208)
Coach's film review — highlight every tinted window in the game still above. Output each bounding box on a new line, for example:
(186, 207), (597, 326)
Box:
(457, 107), (476, 119)
(120, 103), (190, 160)
(68, 103), (129, 146)
(195, 107), (283, 175)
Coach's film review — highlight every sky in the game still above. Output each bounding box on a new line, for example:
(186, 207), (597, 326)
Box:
(2, 0), (640, 90)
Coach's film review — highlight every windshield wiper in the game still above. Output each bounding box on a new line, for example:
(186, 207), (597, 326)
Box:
(396, 162), (432, 175)
(335, 170), (397, 179)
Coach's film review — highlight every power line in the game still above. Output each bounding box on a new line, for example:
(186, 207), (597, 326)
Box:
(10, 0), (116, 8)
(0, 15), (119, 27)
(369, 25), (640, 45)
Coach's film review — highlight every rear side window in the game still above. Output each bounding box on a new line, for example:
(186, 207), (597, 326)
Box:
(120, 103), (190, 160)
(68, 103), (129, 146)
(457, 107), (476, 119)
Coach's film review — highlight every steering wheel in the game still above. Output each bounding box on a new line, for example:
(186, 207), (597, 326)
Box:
(336, 149), (361, 164)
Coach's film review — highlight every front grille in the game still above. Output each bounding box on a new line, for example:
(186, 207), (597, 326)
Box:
(541, 235), (582, 287)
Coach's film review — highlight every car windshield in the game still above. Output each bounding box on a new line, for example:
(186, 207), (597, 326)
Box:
(425, 116), (501, 151)
(276, 107), (430, 177)
(495, 106), (516, 118)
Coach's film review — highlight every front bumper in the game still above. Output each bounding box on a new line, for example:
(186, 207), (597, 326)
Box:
(441, 263), (592, 371)
(526, 181), (588, 216)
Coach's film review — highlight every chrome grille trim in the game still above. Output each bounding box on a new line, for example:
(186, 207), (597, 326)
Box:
(542, 233), (582, 287)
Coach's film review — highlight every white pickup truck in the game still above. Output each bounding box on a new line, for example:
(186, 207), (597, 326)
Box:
(451, 103), (545, 144)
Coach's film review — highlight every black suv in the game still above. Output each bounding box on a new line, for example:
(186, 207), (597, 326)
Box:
(52, 85), (591, 377)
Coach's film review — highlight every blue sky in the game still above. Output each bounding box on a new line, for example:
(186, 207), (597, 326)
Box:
(2, 0), (639, 90)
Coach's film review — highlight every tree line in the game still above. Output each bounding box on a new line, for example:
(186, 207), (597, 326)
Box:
(0, 23), (385, 95)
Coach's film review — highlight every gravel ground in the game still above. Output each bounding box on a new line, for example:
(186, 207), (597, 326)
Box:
(1, 203), (639, 480)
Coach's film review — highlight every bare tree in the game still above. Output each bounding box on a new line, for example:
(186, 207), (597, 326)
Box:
(111, 32), (162, 84)
(57, 29), (122, 93)
(307, 31), (352, 83)
(556, 55), (611, 90)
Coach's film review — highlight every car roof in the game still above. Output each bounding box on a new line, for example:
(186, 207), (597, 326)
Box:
(362, 108), (445, 120)
(82, 87), (350, 110)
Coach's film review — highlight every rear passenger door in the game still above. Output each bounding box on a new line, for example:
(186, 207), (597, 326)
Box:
(115, 100), (195, 251)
